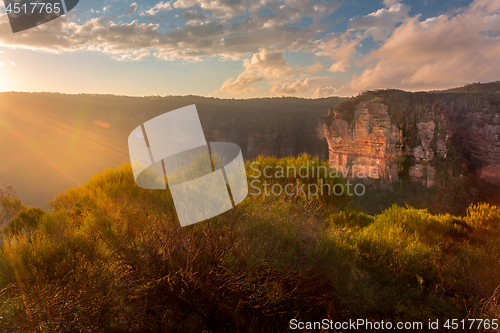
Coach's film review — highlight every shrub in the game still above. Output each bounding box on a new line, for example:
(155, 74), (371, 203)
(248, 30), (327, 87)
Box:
(0, 160), (499, 332)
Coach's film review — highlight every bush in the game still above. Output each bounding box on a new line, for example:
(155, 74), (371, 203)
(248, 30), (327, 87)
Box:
(0, 160), (499, 332)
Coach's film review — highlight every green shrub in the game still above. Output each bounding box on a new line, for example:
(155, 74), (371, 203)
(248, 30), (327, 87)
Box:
(0, 159), (499, 332)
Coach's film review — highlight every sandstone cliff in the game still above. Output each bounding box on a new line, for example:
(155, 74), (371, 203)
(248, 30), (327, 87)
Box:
(323, 87), (500, 188)
(323, 103), (403, 184)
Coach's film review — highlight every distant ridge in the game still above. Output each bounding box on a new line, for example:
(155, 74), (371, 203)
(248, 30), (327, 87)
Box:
(437, 81), (500, 94)
(0, 93), (345, 208)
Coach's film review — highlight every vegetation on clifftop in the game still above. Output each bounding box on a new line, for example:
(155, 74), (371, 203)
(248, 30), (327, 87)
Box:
(0, 155), (499, 332)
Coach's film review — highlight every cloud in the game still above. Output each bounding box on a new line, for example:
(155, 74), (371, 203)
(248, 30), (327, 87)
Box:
(4, 0), (495, 98)
(90, 6), (111, 14)
(337, 0), (500, 95)
(270, 76), (342, 97)
(349, 1), (410, 40)
(220, 71), (264, 94)
(141, 1), (173, 17)
(0, 54), (15, 68)
(126, 3), (138, 16)
(314, 31), (362, 60)
(304, 62), (324, 73)
(0, 16), (227, 59)
(327, 59), (350, 72)
(173, 0), (252, 18)
(0, 0), (341, 62)
(245, 49), (293, 78)
(313, 0), (410, 85)
(383, 0), (400, 8)
(111, 49), (152, 61)
(217, 49), (291, 94)
(312, 86), (339, 98)
(216, 49), (337, 96)
(182, 10), (208, 21)
(173, 0), (340, 21)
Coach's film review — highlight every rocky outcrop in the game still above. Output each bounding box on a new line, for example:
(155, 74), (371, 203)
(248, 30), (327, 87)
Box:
(323, 90), (500, 187)
(469, 124), (500, 162)
(323, 99), (482, 187)
(323, 103), (402, 183)
(323, 102), (453, 187)
(467, 117), (500, 184)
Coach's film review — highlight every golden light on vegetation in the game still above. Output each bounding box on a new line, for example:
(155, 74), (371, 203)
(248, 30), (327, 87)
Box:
(0, 156), (499, 332)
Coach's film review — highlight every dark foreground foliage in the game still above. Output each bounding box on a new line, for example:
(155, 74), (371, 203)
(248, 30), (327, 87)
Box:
(0, 156), (499, 332)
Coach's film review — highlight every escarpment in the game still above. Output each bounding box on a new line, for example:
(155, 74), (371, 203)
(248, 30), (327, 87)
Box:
(323, 87), (500, 187)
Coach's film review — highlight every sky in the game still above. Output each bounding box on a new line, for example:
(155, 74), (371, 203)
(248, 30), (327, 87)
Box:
(0, 0), (499, 98)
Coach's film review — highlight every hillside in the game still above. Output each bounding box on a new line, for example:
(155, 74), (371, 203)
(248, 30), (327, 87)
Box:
(1, 81), (500, 214)
(0, 93), (344, 208)
(439, 81), (500, 95)
(0, 156), (499, 332)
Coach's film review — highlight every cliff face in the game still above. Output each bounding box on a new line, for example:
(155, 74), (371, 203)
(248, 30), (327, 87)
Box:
(468, 114), (500, 183)
(323, 103), (403, 183)
(323, 89), (500, 187)
(198, 109), (331, 160)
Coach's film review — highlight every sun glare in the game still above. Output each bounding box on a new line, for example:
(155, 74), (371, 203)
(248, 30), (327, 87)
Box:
(0, 64), (4, 91)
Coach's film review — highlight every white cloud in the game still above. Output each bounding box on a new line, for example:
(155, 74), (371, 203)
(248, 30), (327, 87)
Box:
(3, 0), (496, 98)
(182, 10), (208, 21)
(312, 86), (339, 98)
(270, 76), (341, 97)
(173, 0), (251, 18)
(313, 31), (362, 60)
(304, 62), (324, 73)
(0, 0), (341, 62)
(337, 0), (500, 95)
(349, 2), (410, 40)
(220, 71), (264, 94)
(0, 56), (15, 68)
(383, 0), (400, 8)
(111, 49), (151, 61)
(245, 49), (293, 78)
(173, 0), (340, 21)
(141, 1), (173, 17)
(0, 16), (227, 59)
(327, 59), (350, 72)
(216, 49), (337, 96)
(126, 3), (138, 16)
(313, 0), (409, 82)
(217, 49), (291, 94)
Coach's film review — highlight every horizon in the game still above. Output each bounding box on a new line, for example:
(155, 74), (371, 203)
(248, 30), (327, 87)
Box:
(1, 80), (498, 100)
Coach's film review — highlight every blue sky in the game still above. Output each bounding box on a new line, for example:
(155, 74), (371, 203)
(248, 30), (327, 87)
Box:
(0, 0), (498, 98)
